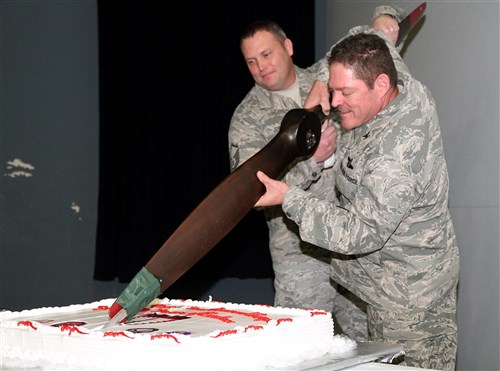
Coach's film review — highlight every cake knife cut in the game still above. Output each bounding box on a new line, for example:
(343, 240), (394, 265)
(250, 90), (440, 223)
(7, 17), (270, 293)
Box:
(102, 307), (127, 330)
(105, 2), (428, 325)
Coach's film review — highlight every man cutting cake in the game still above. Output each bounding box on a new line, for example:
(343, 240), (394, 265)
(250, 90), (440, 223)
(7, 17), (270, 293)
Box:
(254, 21), (459, 370)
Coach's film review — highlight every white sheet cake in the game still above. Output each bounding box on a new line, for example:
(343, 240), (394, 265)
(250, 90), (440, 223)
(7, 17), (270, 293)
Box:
(0, 297), (357, 370)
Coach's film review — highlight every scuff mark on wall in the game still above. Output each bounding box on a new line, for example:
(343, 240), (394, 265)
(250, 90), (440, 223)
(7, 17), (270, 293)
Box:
(4, 158), (35, 178)
(71, 202), (80, 213)
(71, 202), (83, 221)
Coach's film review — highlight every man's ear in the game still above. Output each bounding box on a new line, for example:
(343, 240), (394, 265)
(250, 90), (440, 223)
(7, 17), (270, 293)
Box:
(284, 38), (293, 56)
(374, 73), (391, 97)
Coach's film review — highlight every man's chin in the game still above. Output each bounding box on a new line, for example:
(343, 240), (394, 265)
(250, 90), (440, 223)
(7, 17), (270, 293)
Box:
(258, 82), (275, 91)
(340, 120), (358, 131)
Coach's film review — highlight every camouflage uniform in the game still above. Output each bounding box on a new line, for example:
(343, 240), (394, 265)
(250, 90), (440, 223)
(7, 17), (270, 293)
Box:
(282, 27), (459, 371)
(228, 52), (369, 339)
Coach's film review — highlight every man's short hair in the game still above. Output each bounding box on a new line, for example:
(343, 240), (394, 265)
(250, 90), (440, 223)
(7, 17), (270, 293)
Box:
(240, 19), (287, 45)
(328, 33), (398, 89)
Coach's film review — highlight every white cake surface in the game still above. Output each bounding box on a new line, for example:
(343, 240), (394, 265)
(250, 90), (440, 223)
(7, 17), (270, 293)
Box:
(0, 297), (357, 370)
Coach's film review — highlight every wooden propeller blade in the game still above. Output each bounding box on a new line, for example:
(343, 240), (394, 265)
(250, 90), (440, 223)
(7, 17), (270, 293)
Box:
(146, 106), (325, 293)
(396, 2), (427, 47)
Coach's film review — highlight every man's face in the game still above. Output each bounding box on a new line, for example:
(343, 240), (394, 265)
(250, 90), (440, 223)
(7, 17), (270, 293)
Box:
(241, 30), (295, 91)
(328, 62), (382, 131)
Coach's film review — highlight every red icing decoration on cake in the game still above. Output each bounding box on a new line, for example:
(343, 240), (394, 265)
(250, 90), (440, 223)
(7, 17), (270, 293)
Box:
(276, 318), (293, 325)
(93, 306), (110, 311)
(190, 312), (234, 323)
(150, 333), (181, 343)
(104, 331), (133, 338)
(211, 329), (238, 338)
(310, 311), (327, 316)
(17, 320), (37, 330)
(148, 304), (271, 323)
(59, 325), (87, 335)
(244, 325), (264, 332)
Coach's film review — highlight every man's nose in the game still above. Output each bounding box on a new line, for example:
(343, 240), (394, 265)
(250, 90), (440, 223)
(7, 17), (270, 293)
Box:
(331, 91), (342, 108)
(256, 59), (267, 71)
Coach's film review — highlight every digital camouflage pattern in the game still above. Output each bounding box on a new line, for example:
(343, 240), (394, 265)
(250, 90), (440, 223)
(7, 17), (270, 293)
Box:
(227, 5), (413, 345)
(282, 28), (459, 370)
(226, 18), (384, 339)
(228, 64), (369, 341)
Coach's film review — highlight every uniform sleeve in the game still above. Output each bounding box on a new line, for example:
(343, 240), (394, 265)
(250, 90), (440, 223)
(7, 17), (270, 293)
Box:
(282, 157), (415, 255)
(228, 105), (267, 172)
(282, 156), (323, 190)
(371, 4), (406, 23)
(302, 55), (329, 84)
(371, 4), (407, 53)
